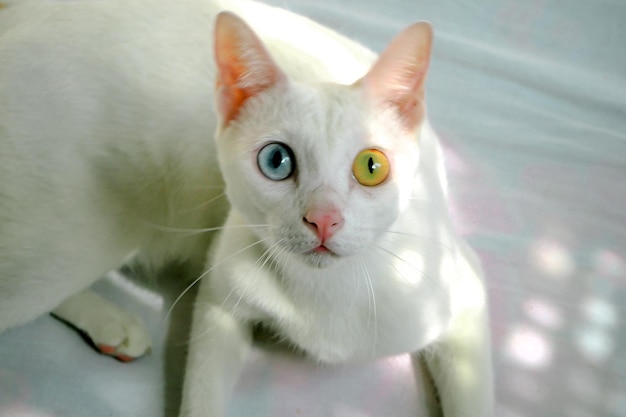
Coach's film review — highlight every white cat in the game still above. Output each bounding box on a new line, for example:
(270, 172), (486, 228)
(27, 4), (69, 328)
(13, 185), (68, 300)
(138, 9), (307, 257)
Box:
(0, 0), (493, 416)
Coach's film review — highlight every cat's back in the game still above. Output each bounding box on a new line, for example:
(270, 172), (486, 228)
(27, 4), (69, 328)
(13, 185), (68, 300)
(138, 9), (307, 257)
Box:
(0, 0), (225, 251)
(0, 0), (218, 131)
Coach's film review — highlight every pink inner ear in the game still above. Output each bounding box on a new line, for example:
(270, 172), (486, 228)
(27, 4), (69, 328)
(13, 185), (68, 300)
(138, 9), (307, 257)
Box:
(363, 22), (433, 130)
(214, 12), (285, 126)
(215, 66), (253, 126)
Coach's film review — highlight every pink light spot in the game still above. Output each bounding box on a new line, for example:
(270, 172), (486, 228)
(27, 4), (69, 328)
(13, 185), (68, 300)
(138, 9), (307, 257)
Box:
(505, 325), (552, 369)
(593, 249), (625, 278)
(529, 239), (574, 279)
(523, 298), (563, 329)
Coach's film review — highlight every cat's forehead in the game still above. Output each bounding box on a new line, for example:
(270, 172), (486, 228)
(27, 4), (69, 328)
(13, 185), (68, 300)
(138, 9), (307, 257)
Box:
(278, 82), (396, 151)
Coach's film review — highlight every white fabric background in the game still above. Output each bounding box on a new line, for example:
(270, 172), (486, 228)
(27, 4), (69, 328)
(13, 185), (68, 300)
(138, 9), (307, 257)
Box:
(1, 0), (625, 416)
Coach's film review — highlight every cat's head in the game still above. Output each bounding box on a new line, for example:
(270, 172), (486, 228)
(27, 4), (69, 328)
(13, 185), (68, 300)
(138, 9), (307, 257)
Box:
(213, 12), (432, 268)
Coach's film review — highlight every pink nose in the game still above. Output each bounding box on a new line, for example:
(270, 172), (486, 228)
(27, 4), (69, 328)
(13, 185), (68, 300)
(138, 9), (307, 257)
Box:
(303, 209), (344, 242)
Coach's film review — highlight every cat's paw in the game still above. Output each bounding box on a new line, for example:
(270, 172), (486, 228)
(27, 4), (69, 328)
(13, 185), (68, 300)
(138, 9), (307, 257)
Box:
(52, 290), (152, 362)
(90, 312), (152, 362)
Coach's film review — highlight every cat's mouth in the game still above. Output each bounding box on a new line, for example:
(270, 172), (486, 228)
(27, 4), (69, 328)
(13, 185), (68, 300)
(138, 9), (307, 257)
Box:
(275, 235), (343, 268)
(300, 244), (341, 268)
(312, 245), (331, 254)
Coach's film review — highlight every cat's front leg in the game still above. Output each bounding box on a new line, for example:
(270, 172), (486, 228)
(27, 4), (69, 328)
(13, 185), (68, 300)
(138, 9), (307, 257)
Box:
(179, 285), (253, 417)
(417, 303), (494, 417)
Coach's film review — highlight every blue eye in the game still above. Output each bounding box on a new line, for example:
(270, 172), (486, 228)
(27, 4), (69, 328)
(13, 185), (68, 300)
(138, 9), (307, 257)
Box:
(257, 142), (295, 181)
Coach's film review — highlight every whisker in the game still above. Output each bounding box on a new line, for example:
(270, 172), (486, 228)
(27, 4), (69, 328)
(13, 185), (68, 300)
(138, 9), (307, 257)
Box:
(216, 240), (283, 315)
(186, 239), (285, 347)
(348, 258), (362, 311)
(363, 228), (456, 253)
(372, 244), (444, 295)
(181, 185), (225, 191)
(144, 222), (276, 236)
(271, 243), (292, 292)
(374, 244), (427, 275)
(357, 256), (377, 354)
(178, 193), (227, 214)
(165, 236), (272, 322)
(267, 238), (290, 277)
(227, 238), (286, 317)
(407, 196), (432, 202)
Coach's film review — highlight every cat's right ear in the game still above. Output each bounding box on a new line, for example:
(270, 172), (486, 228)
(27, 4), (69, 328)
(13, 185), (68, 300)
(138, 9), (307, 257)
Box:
(214, 12), (286, 126)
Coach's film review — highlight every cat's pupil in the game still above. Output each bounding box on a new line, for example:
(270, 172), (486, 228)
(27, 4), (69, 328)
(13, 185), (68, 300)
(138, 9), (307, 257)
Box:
(368, 157), (375, 174)
(272, 150), (283, 168)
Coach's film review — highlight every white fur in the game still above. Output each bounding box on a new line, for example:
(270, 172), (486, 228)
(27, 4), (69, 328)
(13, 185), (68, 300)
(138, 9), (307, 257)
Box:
(0, 0), (493, 416)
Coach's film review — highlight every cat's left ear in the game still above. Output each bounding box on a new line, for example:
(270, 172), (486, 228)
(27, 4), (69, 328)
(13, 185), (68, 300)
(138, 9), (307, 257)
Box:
(360, 22), (433, 131)
(214, 12), (287, 126)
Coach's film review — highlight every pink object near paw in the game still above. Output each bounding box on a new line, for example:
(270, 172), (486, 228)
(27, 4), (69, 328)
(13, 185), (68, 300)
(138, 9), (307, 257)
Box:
(96, 343), (140, 363)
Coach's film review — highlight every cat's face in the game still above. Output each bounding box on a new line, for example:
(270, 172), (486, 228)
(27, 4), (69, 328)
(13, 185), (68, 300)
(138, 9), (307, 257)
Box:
(216, 81), (420, 268)
(212, 12), (431, 268)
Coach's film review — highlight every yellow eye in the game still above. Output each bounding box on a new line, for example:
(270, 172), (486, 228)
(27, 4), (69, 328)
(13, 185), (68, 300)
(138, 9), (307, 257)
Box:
(352, 149), (390, 186)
